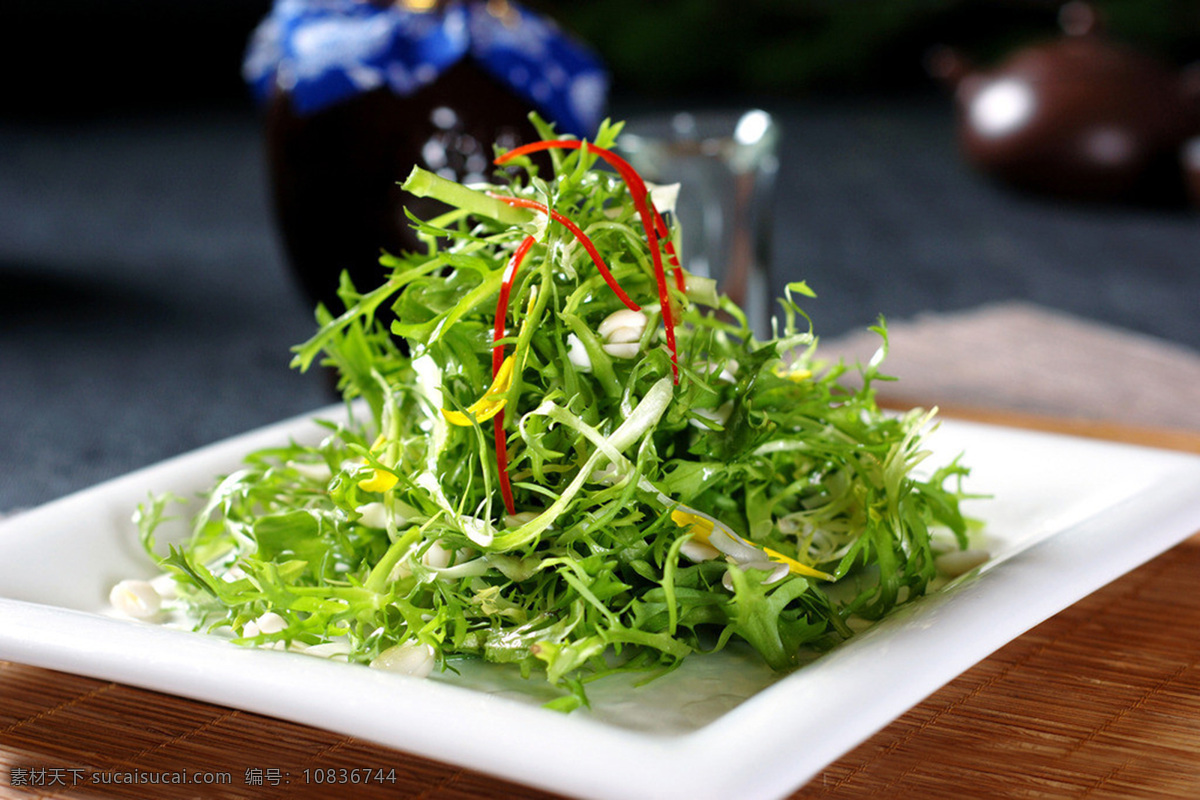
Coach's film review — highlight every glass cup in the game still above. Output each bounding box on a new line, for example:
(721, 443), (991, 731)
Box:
(619, 109), (779, 338)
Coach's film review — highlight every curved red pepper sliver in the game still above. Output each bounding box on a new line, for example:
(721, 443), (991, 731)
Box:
(654, 210), (686, 292)
(491, 234), (536, 516)
(489, 193), (640, 313)
(496, 140), (676, 288)
(494, 235), (537, 376)
(496, 140), (680, 382)
(493, 412), (515, 516)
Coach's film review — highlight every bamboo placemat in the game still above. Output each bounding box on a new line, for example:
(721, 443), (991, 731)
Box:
(2, 411), (1199, 800)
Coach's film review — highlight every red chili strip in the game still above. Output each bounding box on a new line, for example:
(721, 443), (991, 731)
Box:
(491, 234), (536, 516)
(497, 140), (680, 381)
(489, 193), (640, 313)
(653, 210), (686, 291)
(493, 413), (514, 516)
(494, 235), (536, 375)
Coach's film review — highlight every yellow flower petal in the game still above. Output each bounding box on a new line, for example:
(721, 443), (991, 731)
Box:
(671, 507), (833, 581)
(442, 356), (516, 427)
(762, 546), (835, 581)
(442, 402), (507, 427)
(772, 363), (812, 382)
(670, 509), (714, 544)
(358, 469), (399, 493)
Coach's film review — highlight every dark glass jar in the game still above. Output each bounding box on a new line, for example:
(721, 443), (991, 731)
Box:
(247, 0), (607, 313)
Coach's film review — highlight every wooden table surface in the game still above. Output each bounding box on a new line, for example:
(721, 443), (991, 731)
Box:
(3, 408), (1199, 800)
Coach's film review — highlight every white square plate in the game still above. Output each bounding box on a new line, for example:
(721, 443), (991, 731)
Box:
(2, 406), (1200, 800)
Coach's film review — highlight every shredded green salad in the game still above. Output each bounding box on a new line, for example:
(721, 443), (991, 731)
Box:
(131, 117), (974, 711)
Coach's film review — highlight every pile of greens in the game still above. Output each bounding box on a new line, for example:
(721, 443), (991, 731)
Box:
(138, 118), (971, 710)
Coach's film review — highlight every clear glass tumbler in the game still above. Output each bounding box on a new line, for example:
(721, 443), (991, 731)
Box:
(619, 109), (779, 338)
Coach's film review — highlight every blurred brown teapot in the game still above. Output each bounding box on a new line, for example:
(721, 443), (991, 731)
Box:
(929, 2), (1200, 205)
